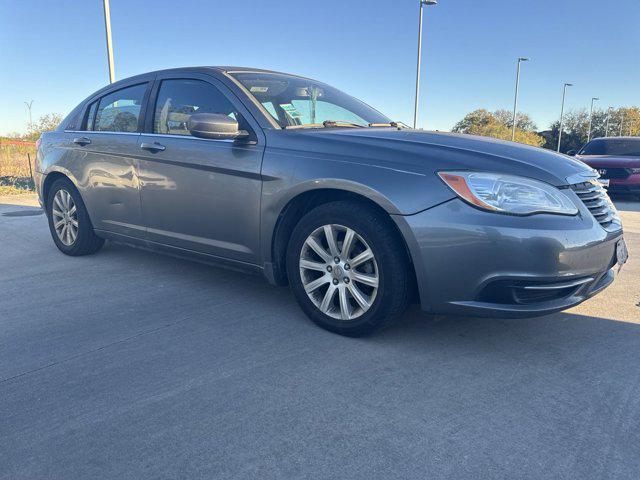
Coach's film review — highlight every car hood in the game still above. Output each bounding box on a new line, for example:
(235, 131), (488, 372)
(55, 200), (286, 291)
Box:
(276, 128), (594, 186)
(575, 154), (640, 168)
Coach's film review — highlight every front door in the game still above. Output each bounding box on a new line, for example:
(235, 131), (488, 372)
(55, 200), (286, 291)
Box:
(136, 76), (265, 264)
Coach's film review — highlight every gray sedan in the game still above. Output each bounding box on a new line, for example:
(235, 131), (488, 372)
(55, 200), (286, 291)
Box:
(35, 66), (627, 336)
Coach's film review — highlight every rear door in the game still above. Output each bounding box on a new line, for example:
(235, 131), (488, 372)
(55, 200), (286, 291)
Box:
(69, 82), (151, 238)
(136, 73), (265, 264)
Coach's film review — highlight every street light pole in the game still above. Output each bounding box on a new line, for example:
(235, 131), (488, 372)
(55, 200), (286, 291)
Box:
(511, 57), (529, 141)
(23, 100), (33, 127)
(605, 107), (613, 137)
(557, 83), (573, 153)
(103, 0), (116, 83)
(413, 0), (437, 129)
(587, 97), (599, 142)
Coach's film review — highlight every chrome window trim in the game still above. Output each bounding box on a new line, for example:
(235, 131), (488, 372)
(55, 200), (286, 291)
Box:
(64, 130), (138, 136)
(144, 133), (236, 144)
(64, 130), (237, 144)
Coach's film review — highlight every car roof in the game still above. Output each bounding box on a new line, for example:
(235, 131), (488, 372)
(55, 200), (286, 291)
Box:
(590, 136), (640, 141)
(81, 66), (314, 106)
(114, 66), (312, 84)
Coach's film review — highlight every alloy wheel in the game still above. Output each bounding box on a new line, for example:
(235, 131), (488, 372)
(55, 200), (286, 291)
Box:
(299, 224), (379, 320)
(52, 189), (78, 246)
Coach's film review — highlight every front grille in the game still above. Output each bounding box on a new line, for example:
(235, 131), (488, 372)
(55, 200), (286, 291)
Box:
(596, 168), (631, 179)
(570, 180), (621, 231)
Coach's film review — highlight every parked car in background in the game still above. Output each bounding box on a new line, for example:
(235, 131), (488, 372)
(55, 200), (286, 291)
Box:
(572, 137), (640, 198)
(35, 67), (627, 336)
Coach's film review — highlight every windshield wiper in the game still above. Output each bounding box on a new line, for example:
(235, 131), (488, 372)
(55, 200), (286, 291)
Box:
(284, 123), (324, 130)
(368, 121), (407, 130)
(322, 120), (365, 128)
(284, 120), (366, 130)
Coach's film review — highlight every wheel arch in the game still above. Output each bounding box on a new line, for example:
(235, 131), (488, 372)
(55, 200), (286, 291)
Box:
(41, 169), (100, 231)
(267, 187), (418, 302)
(42, 169), (78, 206)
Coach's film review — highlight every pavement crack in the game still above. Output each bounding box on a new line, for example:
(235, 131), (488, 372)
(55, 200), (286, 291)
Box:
(0, 319), (191, 385)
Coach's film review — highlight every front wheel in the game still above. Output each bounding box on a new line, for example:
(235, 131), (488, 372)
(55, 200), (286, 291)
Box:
(286, 201), (411, 337)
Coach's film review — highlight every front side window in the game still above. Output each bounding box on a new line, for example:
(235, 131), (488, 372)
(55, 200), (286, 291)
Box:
(229, 72), (390, 128)
(93, 83), (147, 133)
(153, 79), (240, 136)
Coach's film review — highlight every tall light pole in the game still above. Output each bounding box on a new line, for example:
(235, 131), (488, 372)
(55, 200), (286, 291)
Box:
(557, 83), (573, 153)
(413, 0), (437, 129)
(511, 57), (529, 141)
(23, 100), (33, 127)
(605, 106), (613, 137)
(619, 111), (625, 136)
(587, 97), (599, 142)
(103, 0), (116, 83)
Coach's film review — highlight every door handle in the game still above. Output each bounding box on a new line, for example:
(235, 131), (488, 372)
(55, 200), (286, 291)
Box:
(140, 142), (166, 152)
(72, 137), (91, 146)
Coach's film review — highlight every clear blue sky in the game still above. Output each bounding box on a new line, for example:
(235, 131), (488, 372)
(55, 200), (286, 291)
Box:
(1, 0), (638, 135)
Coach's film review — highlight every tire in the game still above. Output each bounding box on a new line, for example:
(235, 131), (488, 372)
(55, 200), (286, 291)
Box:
(46, 177), (105, 256)
(286, 201), (411, 337)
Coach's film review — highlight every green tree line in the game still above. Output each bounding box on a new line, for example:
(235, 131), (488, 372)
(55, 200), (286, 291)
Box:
(4, 114), (63, 142)
(452, 107), (639, 153)
(452, 109), (544, 147)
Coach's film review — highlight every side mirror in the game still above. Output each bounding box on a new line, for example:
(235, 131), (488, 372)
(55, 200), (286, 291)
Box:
(187, 113), (249, 140)
(566, 150), (577, 156)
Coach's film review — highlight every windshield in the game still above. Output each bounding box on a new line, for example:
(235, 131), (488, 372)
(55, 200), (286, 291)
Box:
(229, 72), (391, 128)
(579, 138), (640, 156)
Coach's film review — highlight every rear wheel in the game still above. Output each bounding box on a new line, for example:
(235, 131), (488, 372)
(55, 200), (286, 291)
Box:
(287, 201), (410, 337)
(46, 178), (104, 256)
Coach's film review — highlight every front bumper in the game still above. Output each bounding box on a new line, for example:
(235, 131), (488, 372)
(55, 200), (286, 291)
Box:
(393, 198), (624, 318)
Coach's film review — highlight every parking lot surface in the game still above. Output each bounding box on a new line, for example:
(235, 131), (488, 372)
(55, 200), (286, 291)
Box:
(1, 194), (639, 479)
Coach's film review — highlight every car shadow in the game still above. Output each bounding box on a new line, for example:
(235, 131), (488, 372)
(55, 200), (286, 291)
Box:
(375, 303), (640, 351)
(100, 240), (640, 360)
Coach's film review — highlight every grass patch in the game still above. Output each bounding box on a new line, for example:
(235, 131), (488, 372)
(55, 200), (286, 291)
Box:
(0, 140), (36, 194)
(0, 176), (35, 195)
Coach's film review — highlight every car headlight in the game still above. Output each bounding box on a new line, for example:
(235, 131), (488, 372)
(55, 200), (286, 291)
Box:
(437, 171), (578, 216)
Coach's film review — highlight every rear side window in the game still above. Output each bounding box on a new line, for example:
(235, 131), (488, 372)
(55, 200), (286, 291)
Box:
(153, 79), (239, 136)
(93, 83), (147, 132)
(85, 101), (98, 131)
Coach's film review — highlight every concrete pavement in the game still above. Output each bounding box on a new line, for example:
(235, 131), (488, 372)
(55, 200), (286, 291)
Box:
(1, 194), (639, 479)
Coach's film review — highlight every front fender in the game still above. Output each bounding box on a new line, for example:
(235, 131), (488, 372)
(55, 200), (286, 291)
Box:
(277, 178), (401, 214)
(259, 147), (456, 269)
